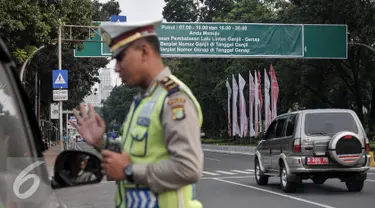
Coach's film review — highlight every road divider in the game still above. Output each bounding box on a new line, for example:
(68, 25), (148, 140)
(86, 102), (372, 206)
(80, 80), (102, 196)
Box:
(202, 144), (256, 155)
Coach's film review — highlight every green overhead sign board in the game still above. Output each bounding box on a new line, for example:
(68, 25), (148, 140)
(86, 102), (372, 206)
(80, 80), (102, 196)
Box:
(74, 22), (347, 59)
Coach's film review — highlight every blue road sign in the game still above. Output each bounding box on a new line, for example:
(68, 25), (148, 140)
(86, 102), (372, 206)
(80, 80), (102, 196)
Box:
(110, 15), (127, 22)
(52, 70), (68, 89)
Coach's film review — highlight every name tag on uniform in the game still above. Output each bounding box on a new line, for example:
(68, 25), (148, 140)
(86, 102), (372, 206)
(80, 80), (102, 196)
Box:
(137, 117), (150, 127)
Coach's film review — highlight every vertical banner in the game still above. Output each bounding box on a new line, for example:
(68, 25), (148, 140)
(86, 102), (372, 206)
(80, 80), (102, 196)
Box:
(238, 74), (248, 137)
(249, 72), (255, 137)
(254, 71), (259, 137)
(226, 78), (232, 137)
(269, 64), (279, 120)
(232, 74), (240, 136)
(264, 69), (271, 129)
(257, 71), (263, 132)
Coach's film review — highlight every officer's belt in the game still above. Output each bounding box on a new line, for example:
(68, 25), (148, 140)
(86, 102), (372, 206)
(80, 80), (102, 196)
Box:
(120, 181), (148, 189)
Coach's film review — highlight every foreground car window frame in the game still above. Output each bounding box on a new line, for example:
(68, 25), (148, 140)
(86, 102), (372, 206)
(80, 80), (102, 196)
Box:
(0, 42), (49, 179)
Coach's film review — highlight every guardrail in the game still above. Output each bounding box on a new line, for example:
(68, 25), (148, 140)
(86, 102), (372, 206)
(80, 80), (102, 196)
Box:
(202, 144), (256, 155)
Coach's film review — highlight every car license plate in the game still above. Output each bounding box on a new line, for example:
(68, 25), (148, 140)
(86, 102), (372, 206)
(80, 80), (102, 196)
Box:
(307, 157), (329, 165)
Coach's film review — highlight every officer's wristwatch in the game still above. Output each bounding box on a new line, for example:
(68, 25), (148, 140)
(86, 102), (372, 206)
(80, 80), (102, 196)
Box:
(124, 164), (134, 183)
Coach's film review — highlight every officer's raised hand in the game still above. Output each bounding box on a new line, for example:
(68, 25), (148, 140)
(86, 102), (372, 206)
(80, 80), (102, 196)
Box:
(69, 103), (106, 147)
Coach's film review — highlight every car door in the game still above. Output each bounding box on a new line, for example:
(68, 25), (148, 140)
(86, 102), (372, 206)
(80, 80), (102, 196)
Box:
(0, 39), (63, 208)
(282, 114), (298, 156)
(261, 120), (277, 169)
(270, 117), (287, 170)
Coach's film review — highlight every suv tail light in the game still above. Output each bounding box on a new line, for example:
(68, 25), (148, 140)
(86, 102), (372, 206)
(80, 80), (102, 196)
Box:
(365, 137), (370, 151)
(293, 138), (301, 153)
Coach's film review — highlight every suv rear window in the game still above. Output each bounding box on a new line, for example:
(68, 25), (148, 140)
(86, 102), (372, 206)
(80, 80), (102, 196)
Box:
(304, 112), (358, 136)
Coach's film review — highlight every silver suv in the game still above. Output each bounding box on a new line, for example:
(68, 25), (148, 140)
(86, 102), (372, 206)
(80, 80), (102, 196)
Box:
(254, 109), (372, 193)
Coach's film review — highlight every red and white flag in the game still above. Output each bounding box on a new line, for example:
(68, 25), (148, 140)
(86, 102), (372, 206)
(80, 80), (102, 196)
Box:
(264, 69), (271, 128)
(257, 71), (263, 132)
(238, 73), (248, 137)
(254, 71), (259, 137)
(226, 78), (232, 137)
(269, 64), (279, 120)
(249, 72), (255, 137)
(232, 74), (240, 136)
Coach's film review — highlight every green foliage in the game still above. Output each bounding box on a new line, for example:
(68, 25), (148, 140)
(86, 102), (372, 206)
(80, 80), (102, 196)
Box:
(163, 0), (200, 22)
(92, 0), (121, 21)
(101, 85), (139, 132)
(0, 0), (122, 120)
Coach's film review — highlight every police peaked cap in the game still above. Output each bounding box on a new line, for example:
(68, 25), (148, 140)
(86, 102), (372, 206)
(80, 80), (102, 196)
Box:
(100, 19), (163, 58)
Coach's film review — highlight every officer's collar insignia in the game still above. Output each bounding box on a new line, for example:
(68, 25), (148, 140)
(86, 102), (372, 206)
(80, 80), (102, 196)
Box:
(160, 76), (180, 96)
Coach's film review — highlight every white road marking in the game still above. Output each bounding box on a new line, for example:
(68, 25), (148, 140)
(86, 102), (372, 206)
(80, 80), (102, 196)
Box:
(100, 181), (115, 184)
(215, 170), (238, 175)
(76, 142), (82, 150)
(366, 179), (375, 183)
(367, 172), (375, 175)
(245, 169), (254, 172)
(205, 157), (220, 161)
(201, 176), (254, 180)
(231, 170), (253, 174)
(203, 171), (220, 176)
(213, 178), (335, 208)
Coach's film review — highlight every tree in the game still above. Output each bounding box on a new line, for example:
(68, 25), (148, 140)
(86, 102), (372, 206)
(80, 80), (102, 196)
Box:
(0, 0), (122, 120)
(101, 85), (138, 132)
(92, 0), (121, 21)
(163, 0), (200, 22)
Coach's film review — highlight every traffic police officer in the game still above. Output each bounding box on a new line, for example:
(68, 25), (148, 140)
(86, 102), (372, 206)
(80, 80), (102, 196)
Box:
(70, 18), (204, 208)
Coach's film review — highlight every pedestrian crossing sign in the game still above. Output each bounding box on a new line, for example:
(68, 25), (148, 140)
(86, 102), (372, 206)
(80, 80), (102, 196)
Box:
(55, 73), (66, 84)
(52, 69), (68, 89)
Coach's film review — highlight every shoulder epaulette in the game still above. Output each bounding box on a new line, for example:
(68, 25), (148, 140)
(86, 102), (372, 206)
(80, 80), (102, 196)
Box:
(160, 76), (180, 96)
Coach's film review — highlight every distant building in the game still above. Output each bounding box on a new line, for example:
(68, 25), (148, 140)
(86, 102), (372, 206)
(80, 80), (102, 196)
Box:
(99, 68), (113, 103)
(83, 89), (101, 107)
(83, 68), (113, 107)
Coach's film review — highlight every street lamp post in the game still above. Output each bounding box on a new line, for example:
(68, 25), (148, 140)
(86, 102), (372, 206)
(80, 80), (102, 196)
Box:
(348, 42), (375, 53)
(19, 45), (47, 121)
(58, 24), (64, 151)
(19, 45), (46, 83)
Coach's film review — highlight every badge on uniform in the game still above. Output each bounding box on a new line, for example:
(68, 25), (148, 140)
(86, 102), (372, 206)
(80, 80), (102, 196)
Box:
(167, 97), (185, 105)
(172, 105), (185, 120)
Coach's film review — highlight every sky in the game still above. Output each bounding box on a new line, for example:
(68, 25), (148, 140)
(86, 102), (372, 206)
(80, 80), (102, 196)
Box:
(99, 0), (166, 86)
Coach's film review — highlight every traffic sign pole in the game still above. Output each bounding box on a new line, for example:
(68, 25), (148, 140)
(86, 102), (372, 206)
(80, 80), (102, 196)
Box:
(58, 24), (63, 152)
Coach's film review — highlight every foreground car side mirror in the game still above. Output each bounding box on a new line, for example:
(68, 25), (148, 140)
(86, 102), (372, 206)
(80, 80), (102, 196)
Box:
(51, 150), (103, 189)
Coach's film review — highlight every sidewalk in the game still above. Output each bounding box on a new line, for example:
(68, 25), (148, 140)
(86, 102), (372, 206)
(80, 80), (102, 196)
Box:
(43, 144), (63, 177)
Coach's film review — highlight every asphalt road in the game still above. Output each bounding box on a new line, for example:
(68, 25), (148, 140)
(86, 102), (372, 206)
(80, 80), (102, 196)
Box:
(55, 142), (375, 208)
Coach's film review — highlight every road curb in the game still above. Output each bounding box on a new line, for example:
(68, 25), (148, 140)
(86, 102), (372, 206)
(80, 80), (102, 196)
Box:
(202, 144), (256, 155)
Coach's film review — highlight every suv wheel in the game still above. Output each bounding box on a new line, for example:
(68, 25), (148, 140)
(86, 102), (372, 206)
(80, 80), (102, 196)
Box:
(345, 180), (364, 192)
(280, 163), (297, 193)
(255, 158), (269, 185)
